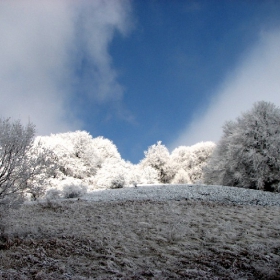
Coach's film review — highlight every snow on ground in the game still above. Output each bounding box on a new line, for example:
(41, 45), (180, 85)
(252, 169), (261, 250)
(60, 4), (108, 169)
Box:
(3, 193), (280, 279)
(80, 184), (280, 206)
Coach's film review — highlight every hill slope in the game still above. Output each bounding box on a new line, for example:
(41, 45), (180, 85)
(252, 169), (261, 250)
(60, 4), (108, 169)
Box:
(1, 185), (280, 279)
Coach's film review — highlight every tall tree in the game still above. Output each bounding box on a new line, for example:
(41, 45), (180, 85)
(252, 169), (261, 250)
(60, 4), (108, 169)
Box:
(204, 101), (280, 191)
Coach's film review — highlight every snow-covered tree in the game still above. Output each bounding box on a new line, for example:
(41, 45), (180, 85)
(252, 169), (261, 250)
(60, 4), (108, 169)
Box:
(24, 139), (57, 199)
(93, 158), (130, 189)
(203, 101), (280, 192)
(172, 168), (191, 184)
(67, 131), (102, 175)
(0, 118), (52, 200)
(129, 164), (160, 185)
(35, 131), (125, 191)
(140, 141), (176, 183)
(91, 136), (121, 164)
(171, 142), (215, 184)
(34, 131), (101, 191)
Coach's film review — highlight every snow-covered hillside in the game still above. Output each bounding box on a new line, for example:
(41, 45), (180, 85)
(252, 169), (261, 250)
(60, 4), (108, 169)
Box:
(67, 184), (280, 206)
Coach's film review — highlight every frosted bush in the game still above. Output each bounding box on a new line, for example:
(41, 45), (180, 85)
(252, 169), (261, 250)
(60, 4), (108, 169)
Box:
(93, 158), (130, 189)
(141, 166), (160, 184)
(45, 188), (62, 200)
(42, 176), (84, 195)
(62, 184), (87, 199)
(123, 164), (141, 186)
(110, 174), (125, 189)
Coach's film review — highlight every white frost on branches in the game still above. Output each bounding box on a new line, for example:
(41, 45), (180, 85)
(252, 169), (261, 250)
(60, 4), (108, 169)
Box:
(7, 100), (280, 201)
(140, 141), (176, 183)
(203, 101), (280, 191)
(0, 118), (54, 200)
(93, 158), (129, 189)
(171, 142), (216, 184)
(34, 131), (124, 192)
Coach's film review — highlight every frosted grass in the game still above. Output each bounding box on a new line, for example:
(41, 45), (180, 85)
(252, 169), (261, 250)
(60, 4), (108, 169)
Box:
(83, 184), (280, 206)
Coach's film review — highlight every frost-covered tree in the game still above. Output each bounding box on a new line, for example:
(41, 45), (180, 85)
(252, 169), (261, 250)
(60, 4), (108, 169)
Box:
(37, 131), (101, 182)
(67, 131), (102, 173)
(204, 101), (280, 192)
(91, 136), (121, 164)
(140, 141), (176, 183)
(93, 158), (130, 189)
(129, 164), (159, 185)
(35, 131), (123, 192)
(24, 139), (57, 200)
(0, 119), (35, 199)
(171, 142), (216, 184)
(172, 168), (191, 184)
(0, 118), (52, 200)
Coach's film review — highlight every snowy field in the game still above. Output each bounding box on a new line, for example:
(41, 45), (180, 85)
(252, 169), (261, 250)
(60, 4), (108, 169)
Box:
(81, 184), (280, 206)
(1, 184), (280, 279)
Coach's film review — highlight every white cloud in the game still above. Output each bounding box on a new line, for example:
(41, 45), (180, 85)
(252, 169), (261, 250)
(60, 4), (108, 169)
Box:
(170, 29), (280, 150)
(0, 0), (132, 135)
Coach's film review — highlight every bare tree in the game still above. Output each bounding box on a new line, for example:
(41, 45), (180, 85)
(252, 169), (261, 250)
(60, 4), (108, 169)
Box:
(0, 118), (53, 200)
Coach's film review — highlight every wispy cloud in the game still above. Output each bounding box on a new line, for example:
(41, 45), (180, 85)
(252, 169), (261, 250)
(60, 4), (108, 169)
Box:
(72, 0), (133, 103)
(170, 29), (280, 150)
(0, 0), (132, 135)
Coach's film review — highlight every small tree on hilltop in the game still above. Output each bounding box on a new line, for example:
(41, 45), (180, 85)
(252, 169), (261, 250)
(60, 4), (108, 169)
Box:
(204, 101), (280, 192)
(141, 141), (175, 183)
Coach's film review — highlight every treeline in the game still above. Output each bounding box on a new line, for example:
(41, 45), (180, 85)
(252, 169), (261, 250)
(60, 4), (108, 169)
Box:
(32, 132), (215, 196)
(0, 101), (279, 201)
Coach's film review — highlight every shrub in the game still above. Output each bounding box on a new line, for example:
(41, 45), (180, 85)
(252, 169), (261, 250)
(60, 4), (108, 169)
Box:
(62, 184), (87, 199)
(110, 174), (125, 189)
(45, 188), (62, 200)
(93, 158), (130, 189)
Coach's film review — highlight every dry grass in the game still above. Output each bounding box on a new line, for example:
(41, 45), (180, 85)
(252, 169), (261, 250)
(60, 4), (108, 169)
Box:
(0, 198), (280, 279)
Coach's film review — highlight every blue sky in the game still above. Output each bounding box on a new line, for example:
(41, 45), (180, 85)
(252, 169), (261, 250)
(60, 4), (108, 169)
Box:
(1, 1), (280, 163)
